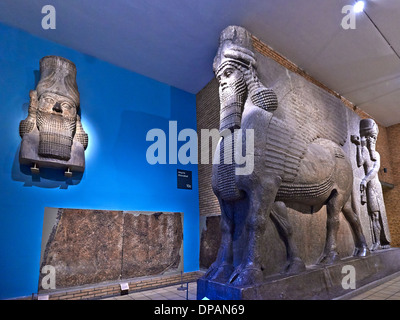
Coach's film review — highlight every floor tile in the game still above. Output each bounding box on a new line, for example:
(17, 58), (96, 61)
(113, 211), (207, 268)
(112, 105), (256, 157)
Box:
(146, 294), (166, 300)
(352, 292), (372, 299)
(114, 295), (134, 300)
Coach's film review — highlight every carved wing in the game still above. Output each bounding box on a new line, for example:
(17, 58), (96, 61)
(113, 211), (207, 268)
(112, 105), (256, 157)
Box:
(264, 76), (348, 183)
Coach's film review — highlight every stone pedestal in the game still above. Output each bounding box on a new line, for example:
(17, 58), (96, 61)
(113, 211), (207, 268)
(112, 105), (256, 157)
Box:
(20, 131), (86, 172)
(197, 248), (400, 300)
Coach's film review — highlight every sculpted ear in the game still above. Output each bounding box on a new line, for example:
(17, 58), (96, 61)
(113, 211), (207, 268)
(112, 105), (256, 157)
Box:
(19, 90), (39, 138)
(250, 87), (278, 112)
(74, 114), (89, 150)
(29, 90), (39, 110)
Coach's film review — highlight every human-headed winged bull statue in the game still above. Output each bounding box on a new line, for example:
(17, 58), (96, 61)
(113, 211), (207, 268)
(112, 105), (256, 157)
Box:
(203, 26), (368, 286)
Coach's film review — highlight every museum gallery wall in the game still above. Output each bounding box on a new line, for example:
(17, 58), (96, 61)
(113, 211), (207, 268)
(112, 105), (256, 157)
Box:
(0, 22), (199, 300)
(1, 18), (400, 301)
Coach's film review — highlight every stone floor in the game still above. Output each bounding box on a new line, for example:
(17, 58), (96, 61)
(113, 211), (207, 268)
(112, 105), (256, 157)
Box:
(102, 272), (400, 300)
(103, 282), (198, 300)
(345, 272), (400, 300)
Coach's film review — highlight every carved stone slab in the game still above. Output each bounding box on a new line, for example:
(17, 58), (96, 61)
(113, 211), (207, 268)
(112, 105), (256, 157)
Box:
(200, 215), (222, 269)
(122, 211), (183, 278)
(39, 209), (123, 289)
(39, 209), (183, 291)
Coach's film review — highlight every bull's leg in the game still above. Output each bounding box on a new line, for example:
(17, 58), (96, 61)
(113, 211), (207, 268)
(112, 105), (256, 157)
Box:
(270, 201), (306, 274)
(319, 191), (342, 264)
(229, 175), (281, 286)
(342, 197), (368, 257)
(202, 198), (234, 282)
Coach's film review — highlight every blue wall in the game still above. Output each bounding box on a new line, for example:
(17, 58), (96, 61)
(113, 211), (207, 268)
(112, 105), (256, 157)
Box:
(0, 23), (199, 299)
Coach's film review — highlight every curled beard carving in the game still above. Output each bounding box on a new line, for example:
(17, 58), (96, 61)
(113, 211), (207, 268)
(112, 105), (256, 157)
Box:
(217, 73), (247, 201)
(219, 75), (247, 132)
(36, 110), (76, 161)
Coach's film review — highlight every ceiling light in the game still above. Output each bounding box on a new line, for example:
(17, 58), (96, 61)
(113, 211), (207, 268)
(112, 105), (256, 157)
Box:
(354, 1), (365, 13)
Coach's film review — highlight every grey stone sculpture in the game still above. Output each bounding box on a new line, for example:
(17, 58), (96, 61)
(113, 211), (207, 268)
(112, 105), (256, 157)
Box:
(351, 119), (391, 251)
(19, 56), (88, 176)
(203, 26), (368, 286)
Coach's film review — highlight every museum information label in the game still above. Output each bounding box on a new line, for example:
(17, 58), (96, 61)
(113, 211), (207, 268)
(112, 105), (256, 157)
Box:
(177, 169), (192, 190)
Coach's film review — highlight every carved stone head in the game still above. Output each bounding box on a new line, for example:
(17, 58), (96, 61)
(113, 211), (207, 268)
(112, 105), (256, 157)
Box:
(213, 26), (278, 131)
(360, 118), (379, 160)
(19, 56), (88, 175)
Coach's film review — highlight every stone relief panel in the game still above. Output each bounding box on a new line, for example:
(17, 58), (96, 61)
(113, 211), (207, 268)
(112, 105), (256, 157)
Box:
(39, 209), (183, 291)
(351, 119), (391, 250)
(200, 214), (222, 269)
(122, 211), (183, 279)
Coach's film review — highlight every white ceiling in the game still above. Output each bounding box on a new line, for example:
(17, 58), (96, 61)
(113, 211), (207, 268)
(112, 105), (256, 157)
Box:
(0, 0), (399, 126)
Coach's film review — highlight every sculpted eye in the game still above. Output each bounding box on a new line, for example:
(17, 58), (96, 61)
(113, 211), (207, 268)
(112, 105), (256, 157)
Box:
(224, 69), (232, 77)
(62, 102), (72, 109)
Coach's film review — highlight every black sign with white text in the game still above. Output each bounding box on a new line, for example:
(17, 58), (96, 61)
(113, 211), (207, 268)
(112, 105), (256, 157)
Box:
(177, 169), (192, 190)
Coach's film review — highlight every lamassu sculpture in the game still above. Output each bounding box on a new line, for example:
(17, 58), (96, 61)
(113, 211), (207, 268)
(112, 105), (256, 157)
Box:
(203, 26), (368, 286)
(19, 56), (88, 176)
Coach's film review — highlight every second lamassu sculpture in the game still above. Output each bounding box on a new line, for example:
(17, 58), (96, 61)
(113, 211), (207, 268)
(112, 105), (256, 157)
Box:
(203, 26), (368, 286)
(19, 56), (88, 176)
(351, 119), (391, 251)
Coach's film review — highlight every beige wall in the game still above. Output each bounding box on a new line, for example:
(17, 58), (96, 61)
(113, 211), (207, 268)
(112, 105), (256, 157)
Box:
(383, 124), (400, 247)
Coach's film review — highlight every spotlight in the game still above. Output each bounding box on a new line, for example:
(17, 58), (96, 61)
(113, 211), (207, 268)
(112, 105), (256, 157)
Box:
(354, 1), (365, 13)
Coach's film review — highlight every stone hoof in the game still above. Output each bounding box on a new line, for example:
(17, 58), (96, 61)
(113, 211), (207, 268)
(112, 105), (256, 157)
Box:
(284, 258), (306, 275)
(353, 245), (368, 257)
(202, 262), (219, 280)
(210, 263), (234, 283)
(370, 242), (381, 252)
(227, 266), (243, 284)
(318, 251), (340, 265)
(229, 267), (263, 286)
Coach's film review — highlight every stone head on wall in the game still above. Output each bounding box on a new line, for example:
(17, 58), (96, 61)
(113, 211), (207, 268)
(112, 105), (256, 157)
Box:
(19, 56), (88, 176)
